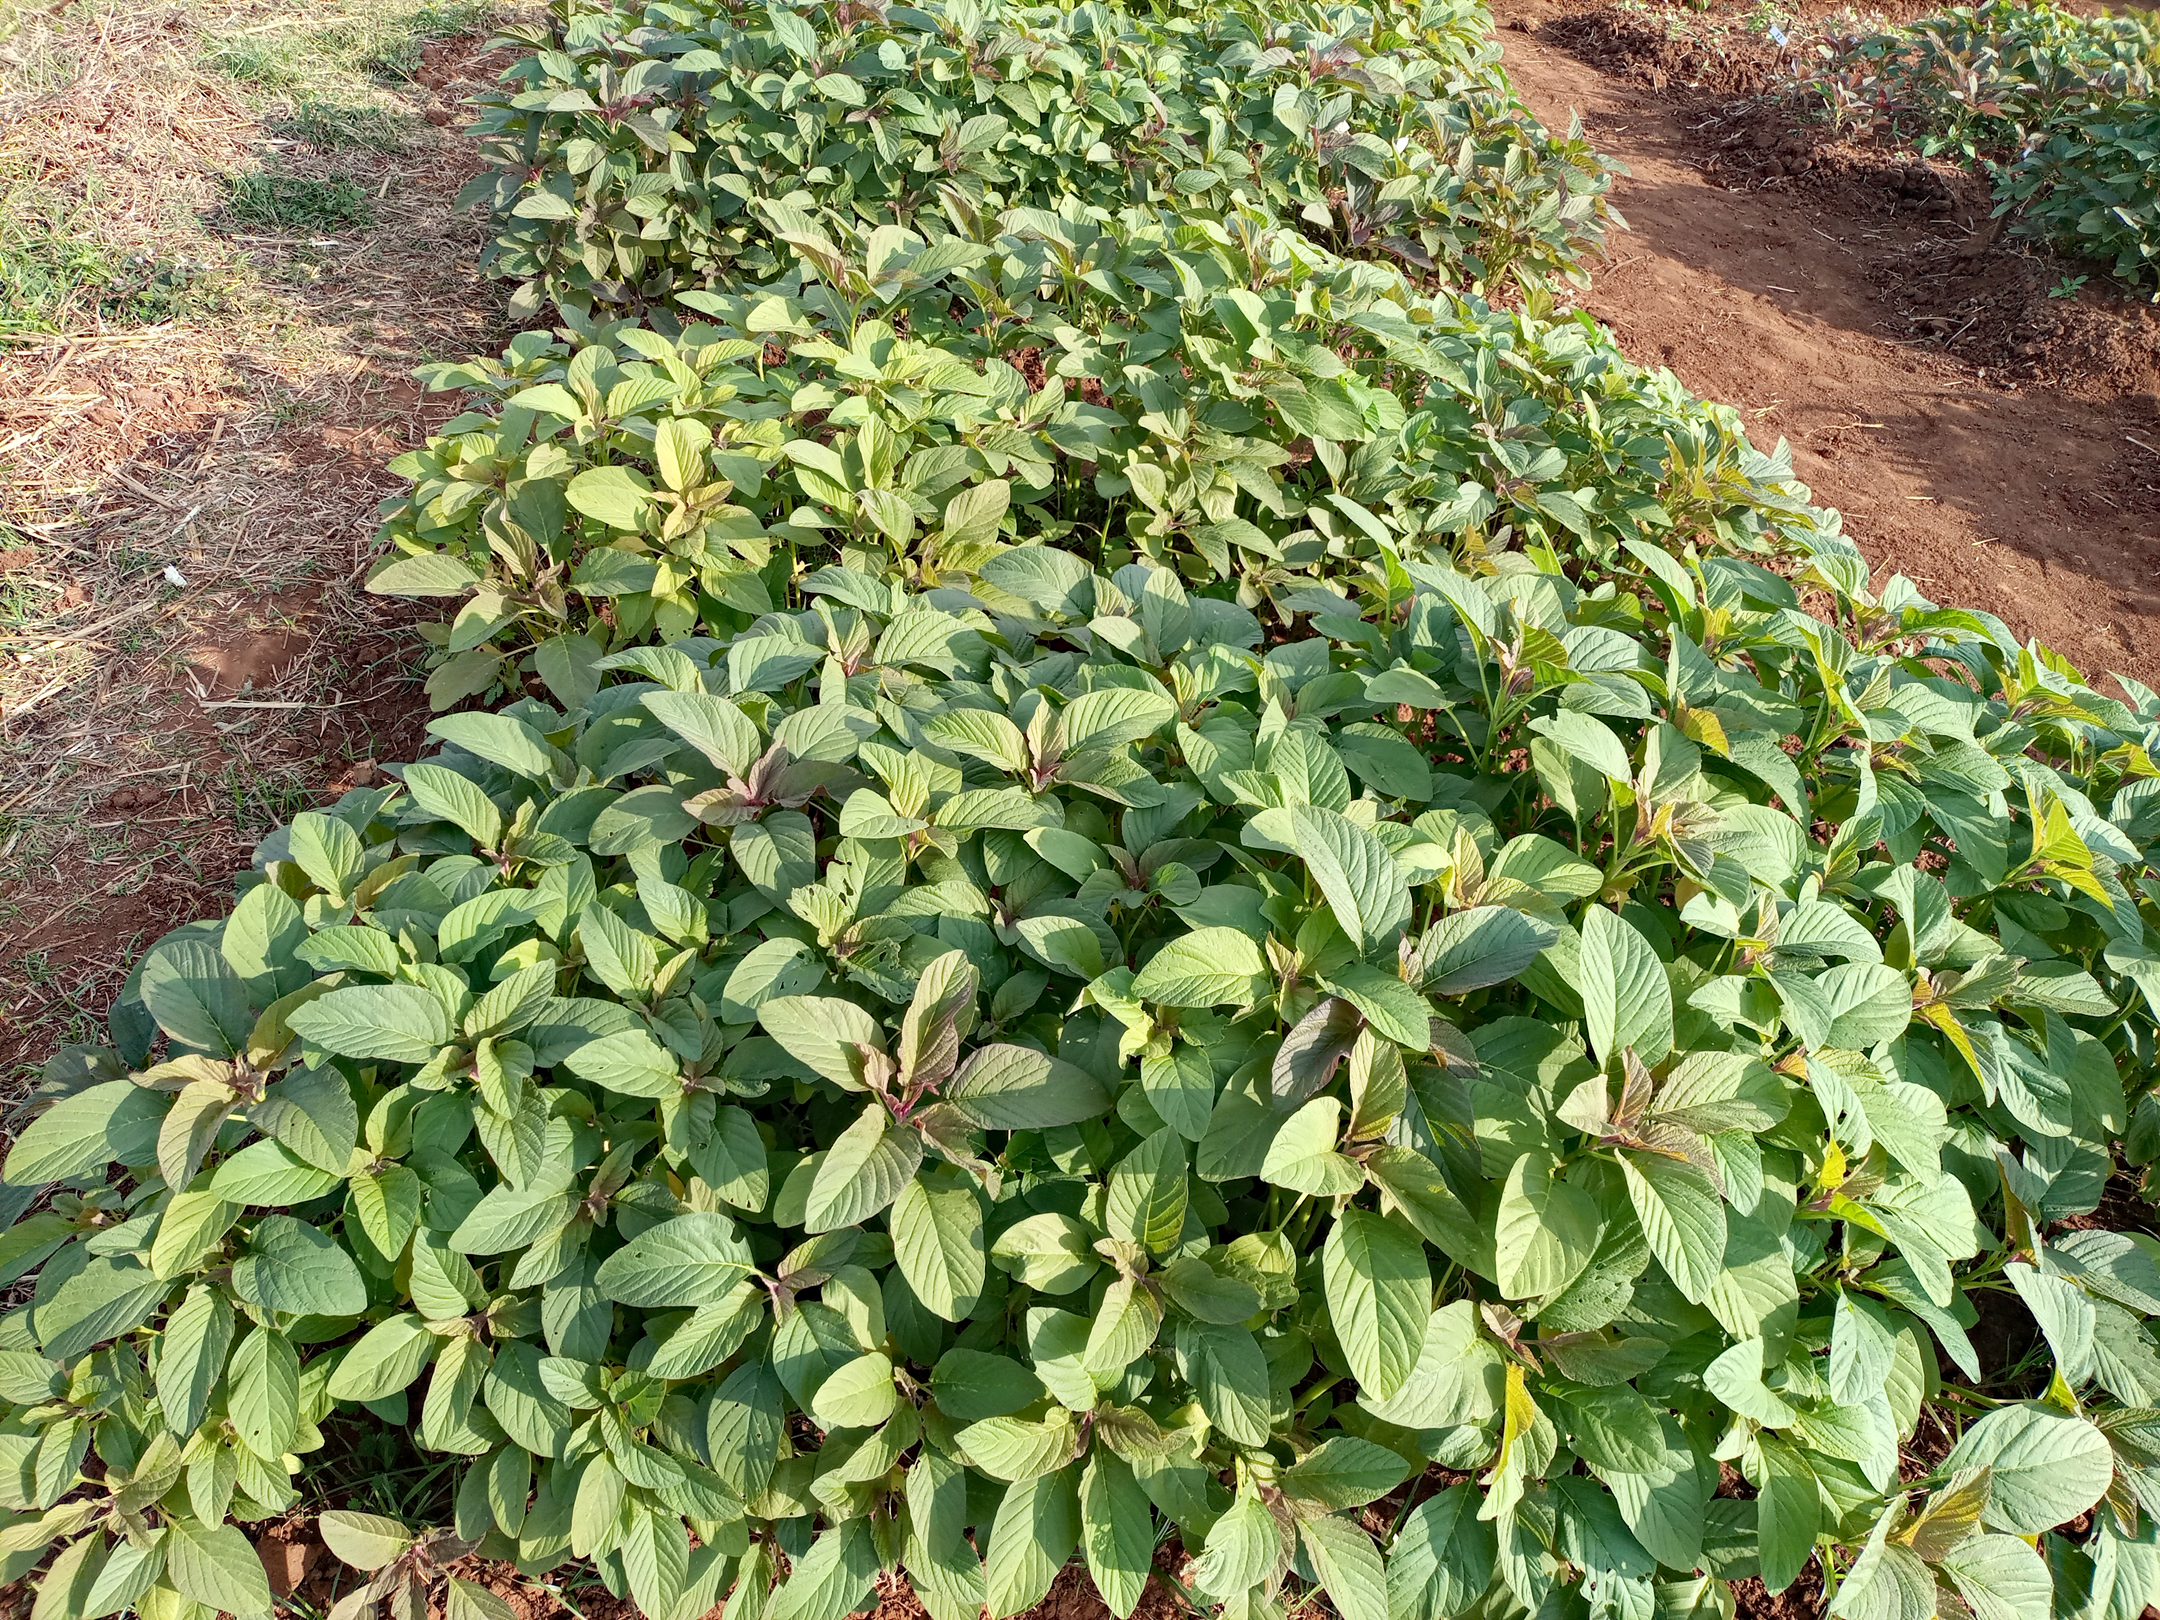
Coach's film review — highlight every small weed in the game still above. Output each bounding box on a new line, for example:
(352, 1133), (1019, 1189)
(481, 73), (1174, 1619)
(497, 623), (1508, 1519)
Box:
(1745, 0), (1792, 38)
(2049, 272), (2090, 298)
(223, 171), (375, 233)
(218, 759), (312, 835)
(0, 570), (40, 632)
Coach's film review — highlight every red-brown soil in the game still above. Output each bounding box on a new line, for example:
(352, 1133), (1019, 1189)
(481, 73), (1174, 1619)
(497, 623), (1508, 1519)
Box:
(1496, 0), (2160, 688)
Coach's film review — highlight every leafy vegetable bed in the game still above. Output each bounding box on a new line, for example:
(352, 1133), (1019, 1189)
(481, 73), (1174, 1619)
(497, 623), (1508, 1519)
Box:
(7, 4), (2160, 1620)
(1812, 0), (2160, 294)
(457, 0), (1620, 316)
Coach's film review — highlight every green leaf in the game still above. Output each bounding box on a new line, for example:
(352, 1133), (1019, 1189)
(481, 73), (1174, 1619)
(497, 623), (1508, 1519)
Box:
(1317, 961), (1432, 1050)
(1528, 711), (1634, 784)
(447, 1578), (520, 1620)
(156, 1285), (234, 1437)
(731, 810), (818, 901)
(929, 1349), (1043, 1422)
(1619, 1150), (1726, 1305)
(805, 1105), (921, 1233)
(1580, 906), (1672, 1069)
(1494, 1153), (1600, 1301)
(757, 996), (885, 1089)
(1774, 963), (1912, 1052)
(151, 1189), (241, 1278)
(1172, 1318), (1271, 1447)
(1106, 1128), (1188, 1252)
(1755, 1435), (1820, 1594)
(1132, 928), (1269, 1007)
(647, 1286), (761, 1380)
(140, 940), (253, 1056)
(319, 1510), (415, 1570)
(1358, 1302), (1501, 1430)
(1828, 1288), (1901, 1408)
(562, 1029), (681, 1097)
(1939, 1534), (2052, 1620)
(35, 1254), (163, 1361)
(366, 551), (478, 597)
(428, 712), (561, 781)
(891, 1175), (985, 1321)
(1365, 1144), (1491, 1274)
(288, 983), (452, 1064)
(593, 1212), (754, 1306)
(1282, 1437), (1410, 1509)
(1085, 1274), (1163, 1377)
(1942, 1402), (2113, 1535)
(326, 1313), (439, 1401)
(402, 762), (504, 850)
(1158, 1255), (1261, 1324)
(990, 1213), (1099, 1296)
(944, 1045), (1108, 1129)
(1260, 1097), (1363, 1196)
(1417, 906), (1557, 996)
(1055, 686), (1175, 755)
(231, 1214), (366, 1318)
(251, 1066), (359, 1174)
(5, 1083), (168, 1185)
(957, 1412), (1081, 1481)
(621, 1503), (691, 1620)
(572, 1452), (626, 1558)
(986, 1471), (1082, 1620)
(1551, 1382), (1666, 1475)
(210, 1137), (341, 1206)
(1194, 1492), (1282, 1603)
(229, 1324), (300, 1457)
(688, 1106), (770, 1213)
(905, 1450), (986, 1618)
(566, 464), (654, 529)
(223, 882), (308, 1000)
(1080, 1450), (1154, 1620)
(1291, 804), (1412, 960)
(1321, 1207), (1428, 1402)
(1704, 1337), (1796, 1428)
(982, 545), (1091, 616)
(810, 1351), (898, 1430)
(645, 690), (761, 776)
(1387, 1483), (1494, 1620)
(1653, 1050), (1789, 1134)
(1140, 1044), (1215, 1141)
(1299, 1515), (1388, 1620)
(165, 1520), (273, 1617)
(1830, 1514), (1935, 1620)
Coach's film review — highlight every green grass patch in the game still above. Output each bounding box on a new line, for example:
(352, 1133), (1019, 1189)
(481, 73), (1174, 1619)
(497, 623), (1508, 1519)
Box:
(342, 0), (495, 80)
(197, 31), (311, 90)
(0, 187), (219, 336)
(269, 95), (417, 154)
(199, 0), (496, 96)
(222, 171), (375, 233)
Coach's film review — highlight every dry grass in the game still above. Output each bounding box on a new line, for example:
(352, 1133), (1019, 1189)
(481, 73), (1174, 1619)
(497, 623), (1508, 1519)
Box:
(0, 0), (516, 1090)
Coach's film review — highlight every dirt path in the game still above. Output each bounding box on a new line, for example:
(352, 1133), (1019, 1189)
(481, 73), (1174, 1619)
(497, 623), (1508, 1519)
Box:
(0, 0), (507, 1087)
(1493, 0), (2160, 687)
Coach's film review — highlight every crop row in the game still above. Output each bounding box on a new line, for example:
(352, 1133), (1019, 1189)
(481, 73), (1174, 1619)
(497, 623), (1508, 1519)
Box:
(6, 7), (2159, 1620)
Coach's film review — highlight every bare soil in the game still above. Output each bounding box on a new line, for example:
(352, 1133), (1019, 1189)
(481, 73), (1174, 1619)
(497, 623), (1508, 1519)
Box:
(1496, 0), (2160, 687)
